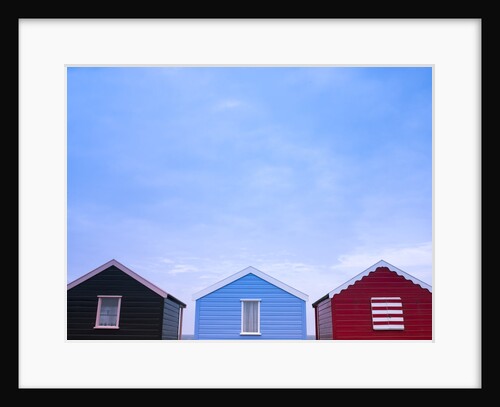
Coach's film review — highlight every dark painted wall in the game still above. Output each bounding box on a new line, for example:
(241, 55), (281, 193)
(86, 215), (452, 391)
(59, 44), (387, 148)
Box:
(162, 298), (181, 340)
(67, 266), (164, 340)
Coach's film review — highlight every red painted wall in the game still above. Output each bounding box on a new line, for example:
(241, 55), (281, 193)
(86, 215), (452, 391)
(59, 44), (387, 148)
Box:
(324, 267), (432, 340)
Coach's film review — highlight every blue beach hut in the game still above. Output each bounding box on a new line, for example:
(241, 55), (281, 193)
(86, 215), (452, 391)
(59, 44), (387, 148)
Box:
(192, 266), (308, 340)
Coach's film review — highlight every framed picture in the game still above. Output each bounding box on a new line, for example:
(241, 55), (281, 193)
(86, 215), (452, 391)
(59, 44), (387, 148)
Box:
(19, 18), (482, 389)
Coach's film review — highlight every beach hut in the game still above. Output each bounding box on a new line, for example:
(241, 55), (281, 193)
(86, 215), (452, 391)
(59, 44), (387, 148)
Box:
(67, 259), (186, 340)
(312, 260), (432, 340)
(192, 266), (308, 340)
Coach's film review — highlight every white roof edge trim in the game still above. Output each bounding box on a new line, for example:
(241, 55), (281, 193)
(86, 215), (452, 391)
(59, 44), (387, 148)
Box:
(328, 259), (432, 298)
(192, 266), (309, 301)
(67, 259), (169, 298)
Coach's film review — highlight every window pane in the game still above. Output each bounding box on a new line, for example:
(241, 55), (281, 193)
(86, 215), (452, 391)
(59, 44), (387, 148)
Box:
(99, 297), (119, 326)
(243, 301), (258, 333)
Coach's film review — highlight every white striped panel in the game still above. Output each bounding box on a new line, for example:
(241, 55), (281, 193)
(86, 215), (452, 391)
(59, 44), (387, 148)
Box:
(373, 325), (405, 330)
(372, 317), (404, 322)
(371, 297), (401, 301)
(371, 302), (402, 308)
(371, 309), (403, 315)
(371, 296), (405, 331)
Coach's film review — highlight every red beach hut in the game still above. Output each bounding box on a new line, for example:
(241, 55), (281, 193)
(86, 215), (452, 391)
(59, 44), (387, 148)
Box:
(312, 260), (432, 340)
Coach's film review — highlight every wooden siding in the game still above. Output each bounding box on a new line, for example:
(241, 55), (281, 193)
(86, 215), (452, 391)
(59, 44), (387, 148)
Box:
(194, 273), (307, 340)
(330, 267), (432, 340)
(67, 265), (164, 340)
(162, 298), (181, 340)
(315, 297), (333, 340)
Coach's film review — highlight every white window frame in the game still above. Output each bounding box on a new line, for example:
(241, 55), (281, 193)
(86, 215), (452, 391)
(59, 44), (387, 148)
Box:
(94, 295), (122, 329)
(240, 299), (261, 335)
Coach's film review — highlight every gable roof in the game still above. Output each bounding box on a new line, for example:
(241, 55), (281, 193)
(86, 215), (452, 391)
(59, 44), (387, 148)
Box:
(312, 260), (432, 307)
(67, 259), (186, 307)
(192, 266), (309, 301)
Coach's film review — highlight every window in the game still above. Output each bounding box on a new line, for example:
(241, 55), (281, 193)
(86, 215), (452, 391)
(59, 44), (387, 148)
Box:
(241, 299), (261, 335)
(95, 296), (122, 329)
(371, 297), (404, 330)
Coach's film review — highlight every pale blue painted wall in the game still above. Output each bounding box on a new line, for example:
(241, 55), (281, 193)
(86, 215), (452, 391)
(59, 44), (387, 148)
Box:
(194, 273), (307, 340)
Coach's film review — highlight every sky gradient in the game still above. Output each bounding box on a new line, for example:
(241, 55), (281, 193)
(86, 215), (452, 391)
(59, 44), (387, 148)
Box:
(67, 66), (433, 336)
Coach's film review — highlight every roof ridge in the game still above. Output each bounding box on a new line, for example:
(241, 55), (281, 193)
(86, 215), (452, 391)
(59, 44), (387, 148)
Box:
(67, 259), (186, 307)
(325, 259), (432, 298)
(192, 266), (309, 301)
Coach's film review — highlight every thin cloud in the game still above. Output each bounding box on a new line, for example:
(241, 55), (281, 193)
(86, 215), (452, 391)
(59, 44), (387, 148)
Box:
(263, 261), (318, 276)
(247, 165), (294, 190)
(213, 98), (244, 111)
(331, 242), (433, 285)
(332, 242), (432, 270)
(168, 264), (200, 275)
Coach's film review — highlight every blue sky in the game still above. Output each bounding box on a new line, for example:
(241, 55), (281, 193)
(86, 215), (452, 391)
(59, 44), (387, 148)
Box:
(67, 66), (432, 336)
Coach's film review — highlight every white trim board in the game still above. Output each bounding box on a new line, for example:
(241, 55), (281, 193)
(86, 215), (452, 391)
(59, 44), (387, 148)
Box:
(67, 259), (183, 303)
(327, 259), (432, 298)
(192, 266), (309, 301)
